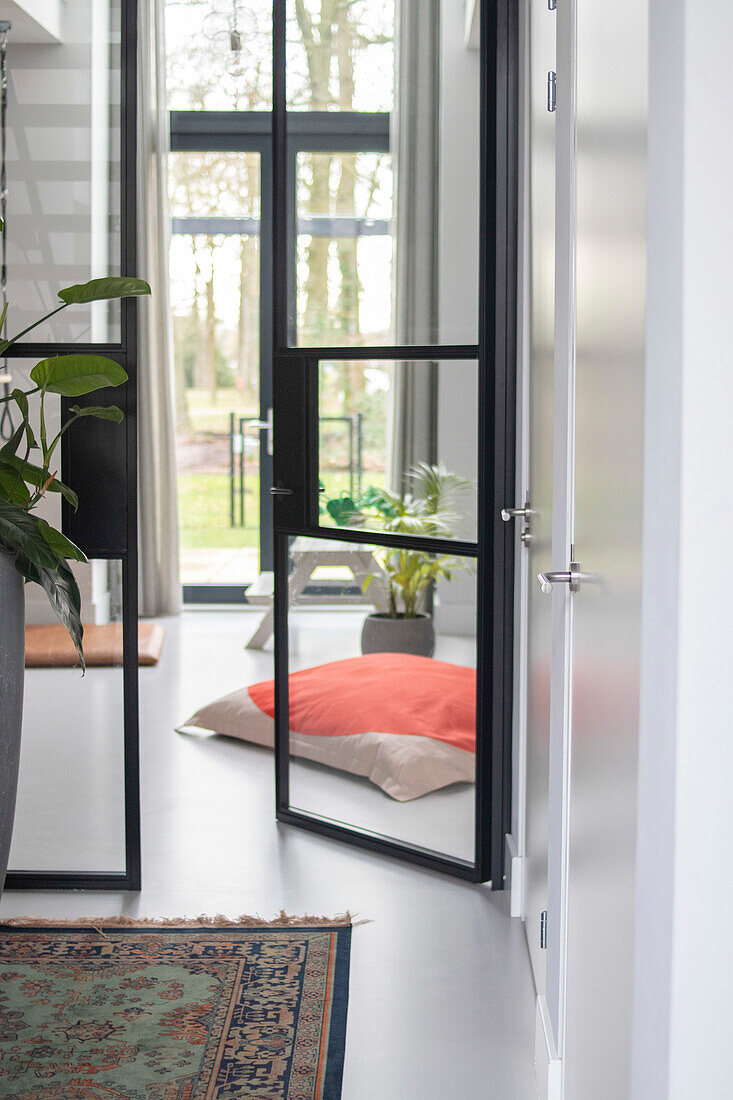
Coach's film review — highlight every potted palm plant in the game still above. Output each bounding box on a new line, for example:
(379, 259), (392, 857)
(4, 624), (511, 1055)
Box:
(324, 463), (474, 658)
(0, 274), (151, 892)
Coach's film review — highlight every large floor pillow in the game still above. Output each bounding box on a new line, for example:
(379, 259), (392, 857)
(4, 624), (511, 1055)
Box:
(179, 653), (476, 801)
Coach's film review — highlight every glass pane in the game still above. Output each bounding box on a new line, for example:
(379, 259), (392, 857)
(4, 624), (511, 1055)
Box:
(286, 534), (476, 863)
(5, 0), (122, 342)
(286, 0), (395, 112)
(318, 359), (478, 543)
(288, 0), (480, 347)
(165, 0), (273, 111)
(9, 559), (126, 873)
(169, 151), (263, 588)
(296, 152), (393, 346)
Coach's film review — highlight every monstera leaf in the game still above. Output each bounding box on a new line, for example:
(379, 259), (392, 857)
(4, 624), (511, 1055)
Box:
(15, 550), (85, 669)
(30, 355), (128, 397)
(0, 499), (59, 572)
(36, 518), (87, 563)
(58, 276), (151, 304)
(0, 501), (86, 668)
(0, 464), (31, 505)
(68, 404), (124, 422)
(0, 454), (78, 508)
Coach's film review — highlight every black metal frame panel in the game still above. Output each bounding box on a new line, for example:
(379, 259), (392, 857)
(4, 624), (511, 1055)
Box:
(270, 0), (518, 885)
(4, 0), (141, 892)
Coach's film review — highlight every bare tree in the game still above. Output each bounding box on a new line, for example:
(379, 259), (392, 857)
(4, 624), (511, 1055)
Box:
(166, 0), (394, 417)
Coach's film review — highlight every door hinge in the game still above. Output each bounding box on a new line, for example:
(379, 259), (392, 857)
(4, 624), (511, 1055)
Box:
(547, 72), (557, 113)
(548, 0), (557, 10)
(540, 910), (548, 949)
(501, 495), (533, 545)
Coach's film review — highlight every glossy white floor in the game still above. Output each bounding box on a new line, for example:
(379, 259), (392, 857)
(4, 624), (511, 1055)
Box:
(0, 610), (536, 1099)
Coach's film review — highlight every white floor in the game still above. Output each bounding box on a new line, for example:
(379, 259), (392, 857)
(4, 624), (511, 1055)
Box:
(0, 610), (536, 1099)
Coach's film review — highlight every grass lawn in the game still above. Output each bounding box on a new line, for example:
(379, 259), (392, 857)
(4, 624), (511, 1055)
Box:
(179, 473), (259, 550)
(177, 469), (388, 550)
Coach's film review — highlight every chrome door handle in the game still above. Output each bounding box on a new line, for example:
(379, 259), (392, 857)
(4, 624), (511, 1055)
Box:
(537, 570), (571, 594)
(501, 507), (532, 521)
(250, 407), (274, 456)
(537, 561), (591, 594)
(270, 486), (293, 497)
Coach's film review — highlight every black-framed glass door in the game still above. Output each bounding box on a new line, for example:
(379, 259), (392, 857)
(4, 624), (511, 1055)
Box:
(271, 0), (517, 883)
(3, 0), (141, 891)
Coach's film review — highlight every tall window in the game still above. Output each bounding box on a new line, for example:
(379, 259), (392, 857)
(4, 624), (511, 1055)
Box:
(165, 0), (395, 595)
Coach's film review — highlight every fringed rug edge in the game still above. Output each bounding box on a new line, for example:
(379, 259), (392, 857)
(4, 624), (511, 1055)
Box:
(0, 911), (352, 930)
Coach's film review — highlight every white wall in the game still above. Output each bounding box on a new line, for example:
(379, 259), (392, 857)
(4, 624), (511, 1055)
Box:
(0, 1), (64, 44)
(634, 1), (733, 1095)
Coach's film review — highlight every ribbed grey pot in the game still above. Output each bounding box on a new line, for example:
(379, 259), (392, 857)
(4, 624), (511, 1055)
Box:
(360, 612), (436, 658)
(0, 549), (24, 895)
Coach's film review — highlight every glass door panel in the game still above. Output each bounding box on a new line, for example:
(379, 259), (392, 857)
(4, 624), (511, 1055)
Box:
(318, 358), (479, 543)
(169, 150), (264, 592)
(285, 533), (477, 864)
(295, 152), (393, 348)
(0, 0), (141, 893)
(9, 559), (126, 874)
(286, 0), (481, 349)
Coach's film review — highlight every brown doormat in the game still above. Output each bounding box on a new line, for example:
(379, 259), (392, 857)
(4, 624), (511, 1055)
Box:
(25, 621), (165, 668)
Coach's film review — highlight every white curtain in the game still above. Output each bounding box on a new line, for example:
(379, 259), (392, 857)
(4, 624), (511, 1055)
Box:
(137, 0), (181, 616)
(389, 0), (440, 493)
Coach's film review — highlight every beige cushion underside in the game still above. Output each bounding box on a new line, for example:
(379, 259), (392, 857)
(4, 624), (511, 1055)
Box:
(179, 686), (475, 802)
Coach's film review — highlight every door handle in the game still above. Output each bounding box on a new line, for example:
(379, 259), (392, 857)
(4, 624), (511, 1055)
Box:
(251, 407), (274, 456)
(536, 561), (591, 594)
(270, 486), (293, 497)
(501, 497), (535, 522)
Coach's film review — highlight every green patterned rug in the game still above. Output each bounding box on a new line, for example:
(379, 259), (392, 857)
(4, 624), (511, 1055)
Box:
(0, 918), (351, 1099)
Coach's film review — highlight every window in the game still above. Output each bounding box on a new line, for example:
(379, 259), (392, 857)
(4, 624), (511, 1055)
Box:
(165, 0), (398, 598)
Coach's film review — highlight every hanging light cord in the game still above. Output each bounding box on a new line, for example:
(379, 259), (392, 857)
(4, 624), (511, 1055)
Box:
(0, 21), (12, 441)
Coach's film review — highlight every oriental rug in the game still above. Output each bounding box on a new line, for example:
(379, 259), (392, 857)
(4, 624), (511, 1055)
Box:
(0, 917), (351, 1099)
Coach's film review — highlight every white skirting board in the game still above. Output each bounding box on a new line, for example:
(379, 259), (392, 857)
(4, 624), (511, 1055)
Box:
(505, 832), (525, 918)
(535, 996), (562, 1100)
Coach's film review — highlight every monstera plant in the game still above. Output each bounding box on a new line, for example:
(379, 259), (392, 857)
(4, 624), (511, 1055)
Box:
(0, 276), (150, 665)
(0, 272), (150, 893)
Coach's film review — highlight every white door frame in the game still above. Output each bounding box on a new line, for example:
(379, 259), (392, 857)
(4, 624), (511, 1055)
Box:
(512, 0), (577, 1092)
(507, 0), (532, 923)
(545, 0), (576, 1065)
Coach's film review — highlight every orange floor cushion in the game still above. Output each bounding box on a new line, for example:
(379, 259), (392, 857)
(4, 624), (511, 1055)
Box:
(180, 653), (476, 801)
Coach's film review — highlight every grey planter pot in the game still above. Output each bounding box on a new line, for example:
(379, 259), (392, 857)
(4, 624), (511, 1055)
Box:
(0, 549), (24, 895)
(361, 612), (436, 658)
